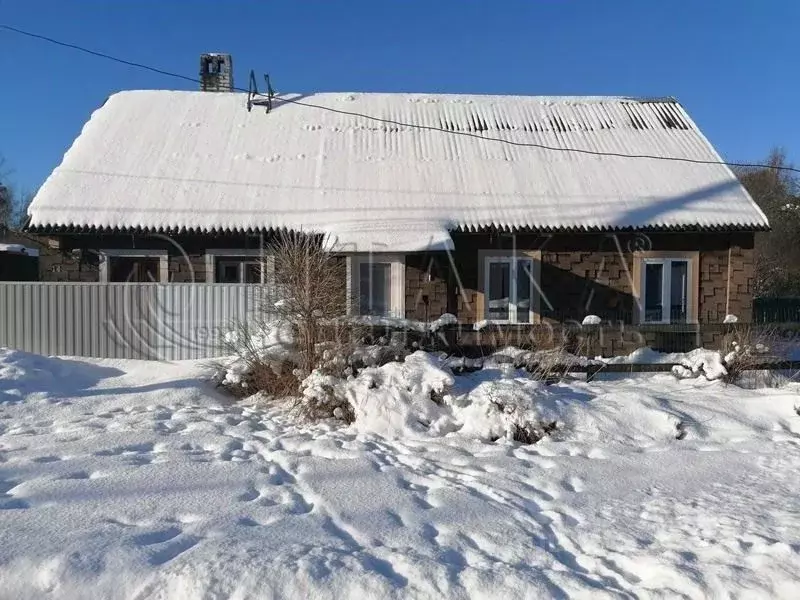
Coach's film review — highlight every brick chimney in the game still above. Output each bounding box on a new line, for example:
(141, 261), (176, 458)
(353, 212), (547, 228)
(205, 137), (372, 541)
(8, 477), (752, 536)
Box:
(199, 53), (234, 92)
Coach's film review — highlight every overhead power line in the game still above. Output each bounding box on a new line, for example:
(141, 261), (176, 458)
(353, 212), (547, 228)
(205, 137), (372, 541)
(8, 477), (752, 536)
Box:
(3, 23), (799, 174)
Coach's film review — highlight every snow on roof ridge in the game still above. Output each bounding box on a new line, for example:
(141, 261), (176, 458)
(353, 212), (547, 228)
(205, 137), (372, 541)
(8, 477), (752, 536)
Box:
(110, 88), (679, 104)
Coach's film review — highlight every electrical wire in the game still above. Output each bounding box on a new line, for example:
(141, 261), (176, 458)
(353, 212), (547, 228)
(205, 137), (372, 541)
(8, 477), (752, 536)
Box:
(2, 22), (799, 174)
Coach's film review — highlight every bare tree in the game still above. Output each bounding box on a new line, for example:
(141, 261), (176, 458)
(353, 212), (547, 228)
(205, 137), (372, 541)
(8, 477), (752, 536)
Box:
(735, 149), (800, 297)
(271, 231), (355, 377)
(0, 156), (12, 227)
(0, 184), (10, 229)
(0, 155), (34, 229)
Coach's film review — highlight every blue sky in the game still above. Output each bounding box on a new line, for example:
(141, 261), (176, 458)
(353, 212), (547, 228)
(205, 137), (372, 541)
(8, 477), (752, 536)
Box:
(1, 0), (797, 194)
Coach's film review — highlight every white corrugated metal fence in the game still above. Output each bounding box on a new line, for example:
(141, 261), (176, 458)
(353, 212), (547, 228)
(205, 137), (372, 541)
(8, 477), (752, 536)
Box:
(0, 283), (276, 360)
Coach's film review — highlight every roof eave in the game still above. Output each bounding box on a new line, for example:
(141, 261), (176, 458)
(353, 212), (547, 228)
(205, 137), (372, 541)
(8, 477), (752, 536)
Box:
(25, 222), (771, 236)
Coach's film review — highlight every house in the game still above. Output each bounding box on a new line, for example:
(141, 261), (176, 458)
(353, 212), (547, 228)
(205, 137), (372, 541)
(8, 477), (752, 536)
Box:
(25, 54), (768, 353)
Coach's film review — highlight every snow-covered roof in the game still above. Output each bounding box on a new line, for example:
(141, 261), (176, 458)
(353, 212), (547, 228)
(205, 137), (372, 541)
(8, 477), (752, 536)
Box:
(27, 91), (768, 251)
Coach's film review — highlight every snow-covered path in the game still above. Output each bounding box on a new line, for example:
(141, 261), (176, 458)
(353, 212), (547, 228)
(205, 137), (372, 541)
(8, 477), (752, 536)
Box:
(1, 349), (799, 599)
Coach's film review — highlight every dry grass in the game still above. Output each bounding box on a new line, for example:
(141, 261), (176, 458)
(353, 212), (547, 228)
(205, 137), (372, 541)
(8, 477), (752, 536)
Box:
(512, 333), (589, 384)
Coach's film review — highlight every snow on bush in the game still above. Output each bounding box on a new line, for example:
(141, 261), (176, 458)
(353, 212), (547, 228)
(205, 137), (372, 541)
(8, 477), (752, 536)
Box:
(216, 320), (296, 391)
(724, 314), (739, 324)
(489, 345), (595, 377)
(604, 347), (685, 364)
(301, 351), (455, 436)
(582, 314), (602, 325)
(608, 346), (732, 381)
(299, 350), (557, 443)
(671, 348), (728, 380)
(472, 319), (489, 331)
(343, 352), (456, 437)
(428, 312), (458, 332)
(351, 312), (457, 333)
(449, 375), (554, 442)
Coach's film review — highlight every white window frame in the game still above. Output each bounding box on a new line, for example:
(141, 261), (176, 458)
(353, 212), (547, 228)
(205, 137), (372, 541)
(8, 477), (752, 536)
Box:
(482, 254), (537, 324)
(99, 249), (168, 283)
(639, 257), (691, 324)
(349, 254), (405, 318)
(205, 249), (271, 284)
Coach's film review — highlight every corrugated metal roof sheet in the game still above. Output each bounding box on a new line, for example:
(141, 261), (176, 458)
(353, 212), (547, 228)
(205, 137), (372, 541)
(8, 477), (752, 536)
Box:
(27, 91), (768, 251)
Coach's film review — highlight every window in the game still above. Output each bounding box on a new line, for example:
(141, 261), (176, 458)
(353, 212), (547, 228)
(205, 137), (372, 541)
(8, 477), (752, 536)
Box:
(641, 258), (689, 323)
(215, 258), (261, 283)
(484, 256), (535, 323)
(359, 262), (391, 316)
(109, 257), (161, 282)
(206, 250), (268, 284)
(100, 250), (168, 283)
(351, 255), (404, 317)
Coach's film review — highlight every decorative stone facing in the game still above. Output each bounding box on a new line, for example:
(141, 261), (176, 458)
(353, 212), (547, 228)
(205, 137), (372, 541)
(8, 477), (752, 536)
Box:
(39, 251), (99, 282)
(403, 233), (756, 326)
(699, 246), (755, 323)
(38, 251), (209, 283)
(540, 251), (634, 322)
(404, 255), (451, 322)
(169, 255), (208, 283)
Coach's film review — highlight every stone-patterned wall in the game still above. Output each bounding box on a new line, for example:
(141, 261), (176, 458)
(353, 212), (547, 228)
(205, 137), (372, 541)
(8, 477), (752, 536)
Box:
(38, 251), (210, 283)
(410, 232), (756, 326)
(727, 246), (756, 322)
(540, 250), (634, 322)
(699, 250), (727, 321)
(169, 255), (208, 283)
(699, 246), (755, 323)
(404, 254), (452, 321)
(33, 231), (274, 283)
(39, 250), (100, 282)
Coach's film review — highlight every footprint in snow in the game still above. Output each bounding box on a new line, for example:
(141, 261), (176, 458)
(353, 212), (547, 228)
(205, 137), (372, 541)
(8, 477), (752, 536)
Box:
(561, 476), (585, 493)
(132, 526), (182, 546)
(147, 536), (200, 566)
(58, 471), (92, 480)
(261, 464), (296, 486)
(32, 455), (63, 464)
(0, 480), (29, 510)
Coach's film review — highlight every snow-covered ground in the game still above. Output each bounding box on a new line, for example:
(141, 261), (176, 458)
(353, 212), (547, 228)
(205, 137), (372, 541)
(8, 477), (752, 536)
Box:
(1, 348), (799, 599)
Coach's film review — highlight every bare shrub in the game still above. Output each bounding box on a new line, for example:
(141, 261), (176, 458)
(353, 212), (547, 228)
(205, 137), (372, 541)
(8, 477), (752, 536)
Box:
(512, 332), (590, 383)
(721, 324), (782, 385)
(271, 231), (359, 379)
(295, 373), (355, 423)
(217, 232), (364, 406)
(219, 360), (298, 400)
(509, 420), (558, 444)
